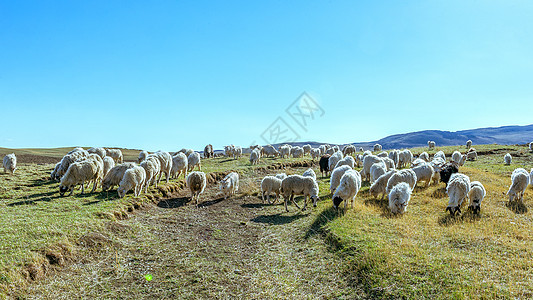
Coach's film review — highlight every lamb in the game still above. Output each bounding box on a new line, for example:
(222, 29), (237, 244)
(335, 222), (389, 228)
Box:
(220, 172), (239, 199)
(434, 151), (446, 161)
(428, 141), (436, 150)
(187, 171), (207, 206)
(504, 153), (512, 165)
(445, 173), (471, 215)
(153, 151), (173, 183)
(106, 149), (124, 163)
(439, 163), (459, 186)
(281, 175), (320, 212)
(370, 162), (387, 183)
(117, 166), (146, 198)
(332, 170), (362, 210)
(386, 169), (417, 194)
(388, 150), (399, 168)
(303, 144), (312, 156)
(419, 152), (430, 162)
(138, 150), (149, 163)
(334, 156), (355, 170)
(361, 155), (383, 181)
(170, 153), (188, 179)
(342, 145), (356, 156)
(3, 153), (17, 174)
(87, 147), (106, 159)
(466, 150), (477, 161)
(140, 156), (161, 191)
(302, 168), (317, 181)
(319, 154), (331, 177)
(507, 168), (530, 202)
(204, 144), (214, 158)
(466, 140), (472, 149)
(279, 145), (291, 158)
(102, 163), (137, 191)
(411, 163), (435, 187)
(388, 182), (412, 214)
(103, 156), (115, 177)
(187, 152), (201, 172)
(374, 144), (382, 152)
(328, 151), (344, 172)
(291, 146), (304, 158)
(468, 181), (486, 214)
(261, 145), (279, 157)
(369, 170), (397, 200)
(330, 165), (352, 193)
(59, 159), (101, 196)
(261, 176), (283, 204)
(311, 148), (321, 160)
(250, 149), (261, 165)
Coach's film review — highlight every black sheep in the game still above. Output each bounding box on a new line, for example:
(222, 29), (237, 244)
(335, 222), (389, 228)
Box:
(319, 154), (331, 177)
(439, 163), (459, 186)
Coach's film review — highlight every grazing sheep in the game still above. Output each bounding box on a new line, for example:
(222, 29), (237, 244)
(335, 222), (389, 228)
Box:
(319, 154), (331, 177)
(204, 144), (214, 158)
(117, 166), (146, 198)
(388, 150), (400, 168)
(369, 170), (397, 200)
(88, 147), (106, 159)
(303, 144), (312, 156)
(370, 162), (387, 183)
(102, 163), (137, 191)
(170, 153), (188, 179)
(106, 149), (123, 164)
(140, 156), (161, 191)
(386, 169), (417, 194)
(398, 149), (413, 168)
(419, 152), (430, 162)
(466, 150), (477, 161)
(411, 163), (435, 187)
(59, 160), (101, 196)
(335, 156), (355, 170)
(220, 172), (239, 199)
(374, 144), (382, 152)
(342, 145), (356, 156)
(328, 151), (344, 171)
(153, 151), (173, 183)
(428, 141), (436, 150)
(507, 168), (530, 202)
(377, 151), (388, 158)
(434, 151), (446, 161)
(54, 150), (89, 180)
(439, 163), (459, 186)
(187, 171), (207, 206)
(187, 152), (201, 172)
(103, 156), (115, 177)
(138, 150), (149, 163)
(279, 145), (291, 158)
(261, 145), (279, 157)
(468, 181), (486, 214)
(466, 140), (472, 149)
(250, 149), (261, 165)
(50, 162), (61, 181)
(330, 165), (352, 193)
(446, 173), (471, 215)
(362, 155), (383, 181)
(291, 146), (304, 158)
(388, 182), (412, 214)
(504, 153), (512, 165)
(451, 151), (462, 164)
(332, 170), (362, 210)
(311, 148), (321, 160)
(302, 168), (317, 181)
(261, 176), (283, 204)
(67, 147), (85, 154)
(3, 153), (17, 174)
(281, 175), (320, 212)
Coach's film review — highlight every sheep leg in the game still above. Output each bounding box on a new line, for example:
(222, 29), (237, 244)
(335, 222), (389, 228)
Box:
(291, 194), (301, 209)
(80, 183), (85, 195)
(262, 191), (265, 203)
(68, 188), (74, 197)
(91, 179), (97, 193)
(302, 196), (307, 211)
(284, 196), (289, 212)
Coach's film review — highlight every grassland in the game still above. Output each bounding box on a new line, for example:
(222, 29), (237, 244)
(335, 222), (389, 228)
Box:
(1, 145), (532, 299)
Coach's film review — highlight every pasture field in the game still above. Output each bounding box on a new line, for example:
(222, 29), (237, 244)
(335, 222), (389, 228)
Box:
(0, 144), (532, 299)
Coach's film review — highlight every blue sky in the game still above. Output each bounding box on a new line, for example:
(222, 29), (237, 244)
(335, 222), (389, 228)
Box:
(1, 1), (532, 151)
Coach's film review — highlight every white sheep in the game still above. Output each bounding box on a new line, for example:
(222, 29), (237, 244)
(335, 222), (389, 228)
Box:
(369, 170), (397, 200)
(302, 168), (317, 181)
(279, 145), (291, 158)
(388, 182), (412, 214)
(468, 181), (486, 214)
(428, 141), (436, 150)
(170, 153), (188, 179)
(332, 170), (361, 210)
(362, 155), (383, 181)
(261, 176), (283, 204)
(233, 146), (243, 159)
(466, 150), (477, 161)
(291, 146), (304, 158)
(377, 151), (388, 158)
(3, 153), (17, 174)
(326, 148), (335, 155)
(50, 162), (61, 181)
(318, 145), (327, 155)
(411, 158), (426, 168)
(281, 175), (320, 212)
(59, 159), (102, 196)
(362, 150), (372, 158)
(103, 156), (115, 177)
(67, 147), (85, 154)
(220, 172), (239, 199)
(398, 149), (413, 168)
(87, 147), (106, 159)
(151, 151), (172, 183)
(466, 140), (472, 149)
(187, 171), (207, 206)
(106, 149), (124, 164)
(332, 146), (340, 152)
(261, 145), (279, 157)
(330, 165), (352, 193)
(54, 150), (89, 180)
(504, 153), (512, 165)
(102, 163), (137, 191)
(507, 168), (530, 202)
(303, 144), (312, 156)
(370, 162), (387, 183)
(388, 150), (399, 168)
(419, 152), (430, 162)
(451, 151), (462, 164)
(381, 157), (395, 171)
(311, 148), (321, 160)
(224, 145), (234, 157)
(334, 156), (355, 170)
(140, 156), (161, 191)
(386, 169), (417, 194)
(355, 154), (363, 168)
(342, 145), (356, 156)
(411, 163), (434, 187)
(138, 150), (149, 163)
(328, 151), (344, 171)
(373, 144), (382, 152)
(275, 173), (287, 180)
(250, 149), (260, 165)
(434, 151), (446, 161)
(118, 166), (146, 198)
(187, 152), (201, 172)
(446, 173), (471, 215)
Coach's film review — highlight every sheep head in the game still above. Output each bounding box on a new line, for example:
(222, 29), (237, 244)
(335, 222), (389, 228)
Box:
(332, 196), (343, 209)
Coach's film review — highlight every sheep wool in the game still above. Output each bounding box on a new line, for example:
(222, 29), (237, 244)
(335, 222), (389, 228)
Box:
(330, 165), (353, 193)
(187, 152), (202, 172)
(335, 156), (355, 170)
(261, 176), (283, 204)
(412, 163), (435, 187)
(302, 168), (317, 181)
(3, 153), (17, 174)
(386, 169), (417, 194)
(332, 170), (362, 210)
(170, 153), (188, 179)
(102, 163), (137, 191)
(118, 166), (146, 198)
(362, 155), (383, 181)
(220, 172), (239, 199)
(369, 170), (397, 200)
(446, 173), (471, 215)
(388, 182), (412, 214)
(153, 151), (173, 183)
(468, 181), (486, 214)
(504, 153), (512, 165)
(138, 150), (149, 163)
(507, 168), (529, 202)
(281, 175), (319, 212)
(140, 156), (161, 192)
(103, 156), (115, 178)
(59, 160), (101, 196)
(88, 147), (106, 159)
(187, 171), (207, 206)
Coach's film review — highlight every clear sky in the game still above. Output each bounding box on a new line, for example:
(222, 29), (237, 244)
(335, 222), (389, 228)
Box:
(1, 1), (532, 151)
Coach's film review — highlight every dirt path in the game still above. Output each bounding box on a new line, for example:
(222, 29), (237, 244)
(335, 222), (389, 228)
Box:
(25, 180), (362, 299)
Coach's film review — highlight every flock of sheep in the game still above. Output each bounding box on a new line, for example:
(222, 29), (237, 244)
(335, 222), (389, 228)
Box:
(2, 140), (533, 216)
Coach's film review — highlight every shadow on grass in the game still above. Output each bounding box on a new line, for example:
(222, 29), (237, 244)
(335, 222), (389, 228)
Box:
(430, 187), (447, 199)
(438, 208), (482, 226)
(198, 197), (225, 208)
(8, 197), (55, 206)
(157, 197), (191, 209)
(82, 191), (121, 205)
(27, 179), (57, 187)
(363, 198), (392, 218)
(241, 202), (271, 209)
(251, 212), (308, 225)
(506, 200), (528, 214)
(304, 205), (340, 239)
